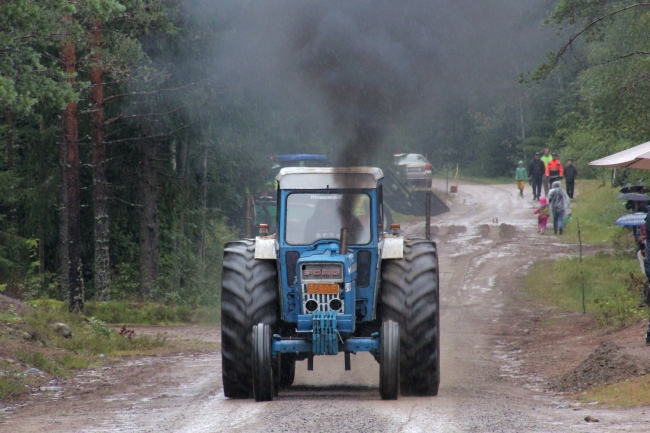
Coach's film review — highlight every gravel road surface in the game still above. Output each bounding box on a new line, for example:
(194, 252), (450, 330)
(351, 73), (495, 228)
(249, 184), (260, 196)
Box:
(4, 180), (650, 432)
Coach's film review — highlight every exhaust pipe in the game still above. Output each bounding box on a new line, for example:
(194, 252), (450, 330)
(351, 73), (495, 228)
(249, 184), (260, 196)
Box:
(340, 228), (349, 254)
(425, 192), (431, 240)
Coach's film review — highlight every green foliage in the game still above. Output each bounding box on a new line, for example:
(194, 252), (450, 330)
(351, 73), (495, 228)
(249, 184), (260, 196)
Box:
(523, 176), (649, 327)
(523, 252), (643, 316)
(14, 350), (69, 377)
(88, 316), (111, 337)
(534, 1), (650, 183)
(559, 179), (625, 245)
(0, 0), (76, 113)
(594, 272), (648, 328)
(0, 376), (23, 400)
(31, 299), (219, 324)
(20, 300), (168, 355)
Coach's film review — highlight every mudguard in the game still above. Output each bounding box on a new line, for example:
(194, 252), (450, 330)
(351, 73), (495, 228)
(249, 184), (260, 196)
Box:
(254, 236), (277, 259)
(382, 237), (404, 259)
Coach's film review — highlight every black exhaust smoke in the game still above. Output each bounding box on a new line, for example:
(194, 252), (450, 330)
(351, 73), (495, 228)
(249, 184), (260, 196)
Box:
(291, 0), (437, 167)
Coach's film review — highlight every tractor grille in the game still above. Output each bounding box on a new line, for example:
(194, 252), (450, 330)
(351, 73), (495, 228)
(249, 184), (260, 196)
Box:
(302, 292), (344, 314)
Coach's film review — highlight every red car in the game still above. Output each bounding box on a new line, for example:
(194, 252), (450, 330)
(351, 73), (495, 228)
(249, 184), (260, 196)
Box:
(394, 153), (433, 187)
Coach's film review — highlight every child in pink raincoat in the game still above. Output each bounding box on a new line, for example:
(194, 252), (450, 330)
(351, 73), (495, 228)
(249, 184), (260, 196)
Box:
(533, 197), (550, 234)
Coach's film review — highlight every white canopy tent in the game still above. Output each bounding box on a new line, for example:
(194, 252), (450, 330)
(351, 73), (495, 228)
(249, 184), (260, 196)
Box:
(589, 140), (650, 170)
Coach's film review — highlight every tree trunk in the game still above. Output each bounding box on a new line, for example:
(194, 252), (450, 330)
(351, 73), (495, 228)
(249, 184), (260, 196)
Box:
(198, 143), (207, 260)
(172, 139), (189, 291)
(139, 140), (159, 298)
(59, 117), (69, 301)
(6, 108), (13, 169)
(91, 20), (110, 300)
(61, 35), (83, 313)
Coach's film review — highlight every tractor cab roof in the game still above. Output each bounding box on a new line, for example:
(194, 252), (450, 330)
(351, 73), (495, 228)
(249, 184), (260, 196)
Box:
(276, 167), (384, 190)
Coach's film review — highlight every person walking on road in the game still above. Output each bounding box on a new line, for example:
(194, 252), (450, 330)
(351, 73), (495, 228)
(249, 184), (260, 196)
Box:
(548, 181), (571, 235)
(546, 152), (564, 186)
(540, 148), (552, 197)
(642, 208), (650, 344)
(516, 161), (527, 197)
(564, 158), (577, 199)
(533, 197), (550, 234)
(528, 152), (545, 201)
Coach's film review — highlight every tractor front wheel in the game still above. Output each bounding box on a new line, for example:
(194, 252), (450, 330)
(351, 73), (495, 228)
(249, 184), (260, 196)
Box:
(380, 239), (440, 396)
(379, 320), (400, 400)
(252, 323), (274, 402)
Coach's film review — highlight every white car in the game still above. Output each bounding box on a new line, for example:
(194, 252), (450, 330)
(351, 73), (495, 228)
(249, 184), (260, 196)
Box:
(394, 153), (433, 187)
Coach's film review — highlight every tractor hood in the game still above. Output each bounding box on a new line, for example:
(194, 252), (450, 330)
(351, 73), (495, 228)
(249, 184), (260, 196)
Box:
(296, 243), (357, 283)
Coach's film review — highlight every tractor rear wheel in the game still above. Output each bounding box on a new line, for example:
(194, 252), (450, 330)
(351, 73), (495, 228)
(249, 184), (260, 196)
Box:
(221, 240), (278, 399)
(379, 320), (400, 400)
(252, 323), (274, 402)
(380, 239), (440, 396)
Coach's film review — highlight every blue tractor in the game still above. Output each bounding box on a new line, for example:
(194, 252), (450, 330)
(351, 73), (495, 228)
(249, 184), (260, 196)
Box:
(221, 167), (440, 401)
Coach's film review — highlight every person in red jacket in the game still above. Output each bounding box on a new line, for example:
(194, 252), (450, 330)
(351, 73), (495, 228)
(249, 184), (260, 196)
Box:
(545, 153), (564, 186)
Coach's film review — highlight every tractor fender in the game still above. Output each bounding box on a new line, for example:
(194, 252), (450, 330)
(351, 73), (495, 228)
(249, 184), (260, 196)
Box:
(254, 236), (277, 259)
(381, 236), (404, 259)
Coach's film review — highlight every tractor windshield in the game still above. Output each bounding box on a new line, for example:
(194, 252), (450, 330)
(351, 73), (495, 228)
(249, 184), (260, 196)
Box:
(285, 193), (371, 245)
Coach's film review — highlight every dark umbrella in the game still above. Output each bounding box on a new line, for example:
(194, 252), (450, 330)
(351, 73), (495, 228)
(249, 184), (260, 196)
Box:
(619, 183), (634, 194)
(616, 193), (650, 201)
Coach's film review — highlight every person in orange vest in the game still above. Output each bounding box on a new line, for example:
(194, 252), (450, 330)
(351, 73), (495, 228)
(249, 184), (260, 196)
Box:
(545, 152), (564, 186)
(540, 148), (552, 196)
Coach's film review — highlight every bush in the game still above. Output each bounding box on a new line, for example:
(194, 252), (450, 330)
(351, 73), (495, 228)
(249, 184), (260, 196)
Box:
(594, 273), (648, 328)
(83, 301), (219, 325)
(0, 376), (23, 400)
(14, 350), (68, 377)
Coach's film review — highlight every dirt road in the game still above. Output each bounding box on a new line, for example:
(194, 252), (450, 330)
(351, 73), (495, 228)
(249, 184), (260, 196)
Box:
(3, 181), (650, 432)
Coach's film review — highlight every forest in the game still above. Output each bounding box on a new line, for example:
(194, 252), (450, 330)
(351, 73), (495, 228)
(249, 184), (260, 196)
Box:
(2, 0), (650, 310)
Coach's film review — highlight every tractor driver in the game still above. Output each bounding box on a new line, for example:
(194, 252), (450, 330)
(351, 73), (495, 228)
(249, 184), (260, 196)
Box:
(302, 195), (369, 245)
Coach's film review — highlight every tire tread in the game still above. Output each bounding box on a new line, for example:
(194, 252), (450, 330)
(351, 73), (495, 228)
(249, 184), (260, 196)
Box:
(380, 238), (440, 396)
(221, 240), (278, 398)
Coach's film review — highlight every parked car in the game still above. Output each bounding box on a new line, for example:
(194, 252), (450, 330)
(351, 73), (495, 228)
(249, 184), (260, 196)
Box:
(393, 153), (433, 187)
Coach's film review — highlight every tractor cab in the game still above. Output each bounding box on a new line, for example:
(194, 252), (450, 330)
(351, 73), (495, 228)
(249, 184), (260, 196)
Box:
(274, 167), (386, 328)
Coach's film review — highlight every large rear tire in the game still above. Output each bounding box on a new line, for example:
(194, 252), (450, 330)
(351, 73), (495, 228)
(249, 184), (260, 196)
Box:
(252, 323), (274, 402)
(379, 320), (400, 400)
(221, 240), (278, 398)
(380, 239), (440, 396)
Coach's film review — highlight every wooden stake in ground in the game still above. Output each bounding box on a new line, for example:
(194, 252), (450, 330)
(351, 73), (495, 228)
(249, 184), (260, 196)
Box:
(578, 218), (585, 314)
(450, 164), (459, 193)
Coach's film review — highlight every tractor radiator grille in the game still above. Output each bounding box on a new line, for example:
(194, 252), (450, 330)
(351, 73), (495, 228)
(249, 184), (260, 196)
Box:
(302, 292), (344, 314)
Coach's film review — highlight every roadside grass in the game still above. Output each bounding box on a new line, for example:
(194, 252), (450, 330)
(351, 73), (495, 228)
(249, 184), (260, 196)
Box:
(30, 299), (220, 325)
(0, 300), (176, 401)
(0, 376), (22, 400)
(522, 253), (648, 327)
(579, 376), (650, 408)
(563, 179), (627, 245)
(521, 177), (650, 327)
(21, 300), (169, 355)
(518, 178), (650, 407)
